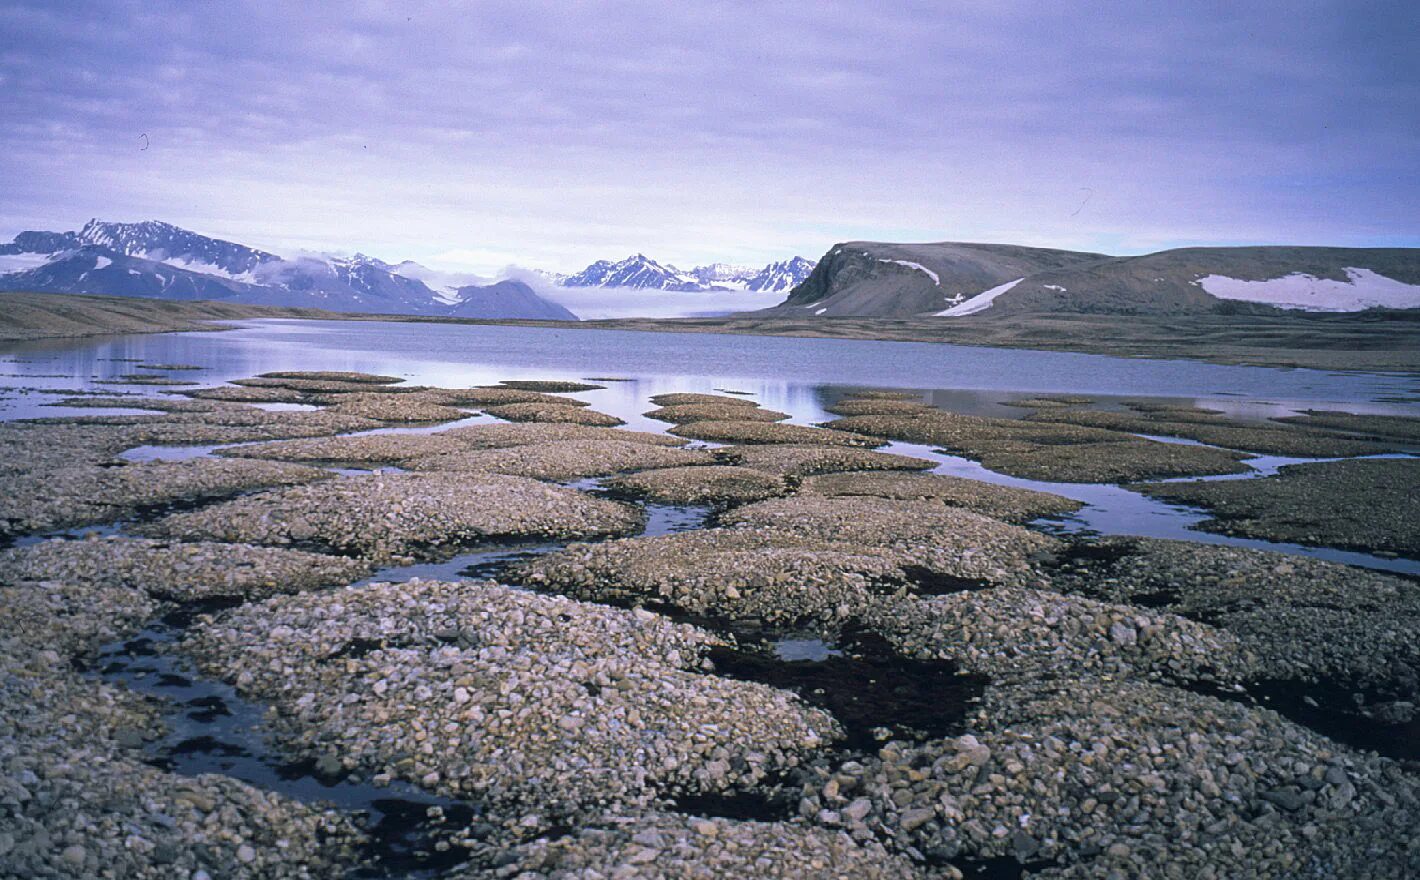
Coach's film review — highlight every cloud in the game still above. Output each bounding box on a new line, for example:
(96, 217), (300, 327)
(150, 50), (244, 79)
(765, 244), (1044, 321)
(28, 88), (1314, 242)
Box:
(0, 0), (1416, 271)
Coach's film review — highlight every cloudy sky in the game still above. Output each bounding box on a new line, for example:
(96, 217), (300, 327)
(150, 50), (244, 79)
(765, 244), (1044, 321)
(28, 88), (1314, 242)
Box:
(1, 1), (1415, 274)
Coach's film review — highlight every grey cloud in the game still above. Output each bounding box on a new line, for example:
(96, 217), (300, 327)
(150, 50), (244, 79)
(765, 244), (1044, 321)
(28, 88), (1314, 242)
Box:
(0, 0), (1415, 273)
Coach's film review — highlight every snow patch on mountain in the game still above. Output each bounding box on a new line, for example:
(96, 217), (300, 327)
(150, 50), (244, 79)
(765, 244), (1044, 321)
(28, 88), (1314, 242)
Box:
(935, 278), (1024, 317)
(881, 258), (940, 285)
(1196, 268), (1420, 311)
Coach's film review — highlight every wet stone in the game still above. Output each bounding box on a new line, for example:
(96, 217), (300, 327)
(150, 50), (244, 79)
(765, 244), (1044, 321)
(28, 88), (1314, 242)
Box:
(182, 579), (840, 824)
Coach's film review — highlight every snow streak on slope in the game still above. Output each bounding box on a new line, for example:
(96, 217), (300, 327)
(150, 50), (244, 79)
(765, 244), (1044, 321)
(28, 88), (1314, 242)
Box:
(935, 278), (1023, 316)
(881, 258), (940, 285)
(1197, 268), (1420, 311)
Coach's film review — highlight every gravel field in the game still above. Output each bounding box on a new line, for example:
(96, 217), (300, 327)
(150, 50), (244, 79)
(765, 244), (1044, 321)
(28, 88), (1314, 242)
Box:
(0, 368), (1415, 879)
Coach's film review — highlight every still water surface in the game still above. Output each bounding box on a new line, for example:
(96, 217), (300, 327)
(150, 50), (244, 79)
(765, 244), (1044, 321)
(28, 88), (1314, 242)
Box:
(3, 318), (1416, 573)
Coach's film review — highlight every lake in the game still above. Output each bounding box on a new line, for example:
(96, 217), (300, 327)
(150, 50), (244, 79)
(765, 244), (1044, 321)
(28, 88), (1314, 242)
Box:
(3, 317), (1416, 573)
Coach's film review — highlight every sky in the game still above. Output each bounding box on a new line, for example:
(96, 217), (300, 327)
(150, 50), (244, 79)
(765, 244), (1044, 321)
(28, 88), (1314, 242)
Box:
(0, 1), (1416, 275)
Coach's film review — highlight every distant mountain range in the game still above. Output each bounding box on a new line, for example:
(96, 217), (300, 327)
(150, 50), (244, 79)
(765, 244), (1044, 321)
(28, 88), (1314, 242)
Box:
(557, 253), (815, 292)
(771, 241), (1420, 317)
(0, 220), (811, 319)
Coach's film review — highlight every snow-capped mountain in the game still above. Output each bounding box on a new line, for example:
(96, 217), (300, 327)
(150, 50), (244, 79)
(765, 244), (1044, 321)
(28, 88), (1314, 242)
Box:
(0, 219), (576, 320)
(563, 254), (708, 292)
(74, 219), (280, 279)
(0, 218), (819, 318)
(561, 254), (815, 292)
(745, 256), (817, 292)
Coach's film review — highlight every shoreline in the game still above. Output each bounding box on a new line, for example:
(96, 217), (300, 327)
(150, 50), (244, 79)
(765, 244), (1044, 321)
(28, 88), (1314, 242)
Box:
(5, 290), (1420, 376)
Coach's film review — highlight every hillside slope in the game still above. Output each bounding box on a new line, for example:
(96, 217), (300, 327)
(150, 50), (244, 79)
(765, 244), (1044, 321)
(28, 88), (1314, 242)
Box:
(767, 242), (1109, 317)
(987, 247), (1420, 315)
(0, 291), (338, 342)
(446, 280), (577, 320)
(773, 241), (1420, 317)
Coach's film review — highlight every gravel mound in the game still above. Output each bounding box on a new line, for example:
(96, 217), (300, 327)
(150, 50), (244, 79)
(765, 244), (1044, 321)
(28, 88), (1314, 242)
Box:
(0, 644), (363, 879)
(1049, 536), (1420, 700)
(219, 431), (473, 465)
(0, 536), (368, 602)
(321, 391), (470, 423)
(823, 399), (934, 416)
(424, 387), (590, 406)
(716, 444), (936, 476)
(865, 586), (1254, 686)
(186, 384), (318, 403)
(645, 403), (790, 424)
(495, 380), (604, 392)
(721, 496), (1060, 588)
(1274, 410), (1420, 444)
(482, 402), (625, 427)
(800, 678), (1420, 878)
(405, 439), (716, 481)
(1, 579), (159, 656)
(440, 423), (687, 448)
(183, 579), (840, 824)
(824, 412), (1253, 482)
(1027, 408), (1396, 457)
(260, 370), (402, 384)
(514, 529), (908, 626)
(672, 420), (878, 447)
(1132, 458), (1420, 556)
(221, 423), (688, 467)
(603, 465), (789, 505)
(483, 812), (938, 880)
(801, 472), (1081, 522)
(137, 472), (641, 561)
(649, 393), (761, 408)
(233, 376), (425, 394)
(0, 458), (331, 537)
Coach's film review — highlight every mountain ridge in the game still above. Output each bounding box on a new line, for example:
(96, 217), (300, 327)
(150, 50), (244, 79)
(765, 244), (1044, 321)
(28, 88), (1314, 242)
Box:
(770, 240), (1420, 317)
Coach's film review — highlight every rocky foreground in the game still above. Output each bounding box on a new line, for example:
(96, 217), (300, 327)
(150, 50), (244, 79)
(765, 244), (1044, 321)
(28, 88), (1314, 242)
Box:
(0, 372), (1417, 879)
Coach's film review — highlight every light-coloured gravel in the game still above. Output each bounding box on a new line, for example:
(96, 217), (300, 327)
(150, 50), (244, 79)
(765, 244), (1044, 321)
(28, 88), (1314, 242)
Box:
(183, 579), (840, 825)
(671, 420), (879, 447)
(823, 399), (934, 416)
(495, 380), (604, 392)
(0, 458), (332, 537)
(260, 370), (402, 384)
(715, 444), (936, 476)
(603, 465), (789, 505)
(481, 812), (943, 880)
(1132, 458), (1420, 556)
(320, 391), (470, 423)
(1049, 536), (1420, 703)
(800, 678), (1420, 879)
(482, 402), (625, 427)
(645, 404), (790, 425)
(220, 423), (689, 467)
(649, 393), (761, 408)
(0, 644), (364, 879)
(864, 586), (1255, 686)
(824, 412), (1254, 482)
(801, 471), (1081, 522)
(0, 536), (369, 602)
(514, 528), (908, 625)
(721, 495), (1060, 588)
(137, 472), (642, 561)
(404, 439), (716, 481)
